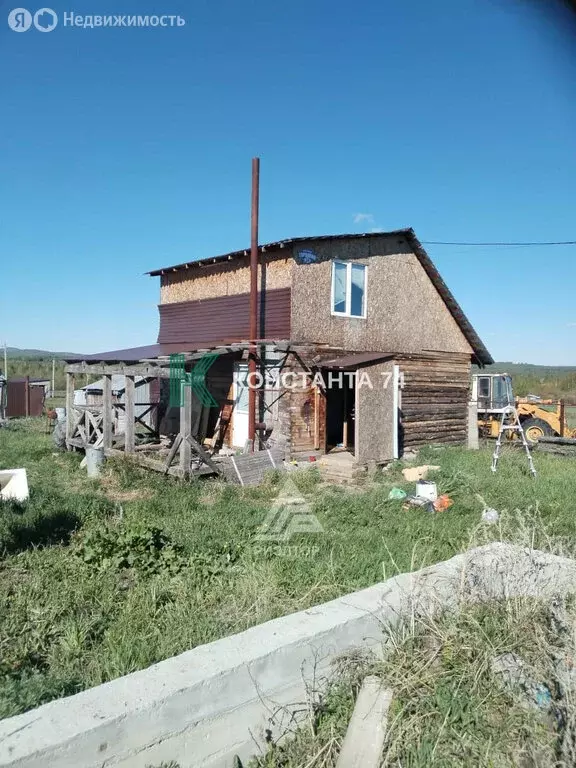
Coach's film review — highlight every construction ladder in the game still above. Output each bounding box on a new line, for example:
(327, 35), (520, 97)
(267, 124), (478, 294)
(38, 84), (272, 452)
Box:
(491, 406), (537, 477)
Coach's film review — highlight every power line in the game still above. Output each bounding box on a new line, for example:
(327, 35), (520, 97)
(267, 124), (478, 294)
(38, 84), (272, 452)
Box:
(422, 240), (576, 247)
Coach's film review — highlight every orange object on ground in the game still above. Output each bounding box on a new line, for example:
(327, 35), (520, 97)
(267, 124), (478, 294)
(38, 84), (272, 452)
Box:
(433, 494), (453, 512)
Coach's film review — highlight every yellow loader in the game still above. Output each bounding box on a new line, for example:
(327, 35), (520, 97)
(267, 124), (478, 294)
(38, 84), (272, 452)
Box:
(472, 373), (576, 444)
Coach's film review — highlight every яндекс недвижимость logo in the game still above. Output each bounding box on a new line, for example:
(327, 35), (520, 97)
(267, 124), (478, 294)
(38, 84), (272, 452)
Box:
(8, 7), (58, 31)
(7, 8), (185, 30)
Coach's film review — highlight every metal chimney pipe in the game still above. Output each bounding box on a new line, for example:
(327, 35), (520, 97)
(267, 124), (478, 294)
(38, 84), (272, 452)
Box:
(248, 157), (260, 448)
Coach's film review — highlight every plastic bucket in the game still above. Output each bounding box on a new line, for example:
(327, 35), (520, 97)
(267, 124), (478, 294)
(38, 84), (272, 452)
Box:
(85, 447), (105, 477)
(416, 480), (438, 502)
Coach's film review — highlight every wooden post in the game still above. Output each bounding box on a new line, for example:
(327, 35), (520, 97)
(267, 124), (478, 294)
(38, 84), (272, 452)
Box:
(560, 400), (566, 438)
(102, 374), (113, 450)
(65, 372), (75, 448)
(335, 676), (392, 768)
(179, 381), (192, 476)
(124, 376), (135, 453)
(313, 386), (320, 451)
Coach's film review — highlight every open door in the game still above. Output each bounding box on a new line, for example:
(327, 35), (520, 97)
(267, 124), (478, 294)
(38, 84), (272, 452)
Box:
(232, 363), (249, 448)
(324, 371), (355, 452)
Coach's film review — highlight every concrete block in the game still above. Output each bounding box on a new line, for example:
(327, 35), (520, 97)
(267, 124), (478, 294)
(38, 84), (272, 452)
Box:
(0, 468), (29, 502)
(335, 676), (392, 768)
(0, 543), (575, 768)
(467, 401), (479, 450)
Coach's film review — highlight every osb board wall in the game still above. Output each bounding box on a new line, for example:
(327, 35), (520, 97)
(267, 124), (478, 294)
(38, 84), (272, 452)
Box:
(160, 252), (292, 304)
(354, 360), (395, 463)
(289, 235), (473, 356)
(398, 354), (471, 449)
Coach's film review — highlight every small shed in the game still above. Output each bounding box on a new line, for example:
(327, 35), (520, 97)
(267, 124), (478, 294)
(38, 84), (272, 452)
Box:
(9, 377), (51, 395)
(5, 378), (46, 418)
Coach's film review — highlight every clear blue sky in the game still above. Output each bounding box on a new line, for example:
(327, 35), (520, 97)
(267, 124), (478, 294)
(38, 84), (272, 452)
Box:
(1, 0), (575, 363)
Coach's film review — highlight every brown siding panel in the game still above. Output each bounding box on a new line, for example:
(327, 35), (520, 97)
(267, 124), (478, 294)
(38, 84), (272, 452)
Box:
(6, 381), (45, 418)
(158, 288), (291, 345)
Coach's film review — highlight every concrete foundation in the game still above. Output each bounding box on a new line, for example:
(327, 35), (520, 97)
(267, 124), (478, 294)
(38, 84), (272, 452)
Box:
(467, 400), (479, 449)
(1, 543), (575, 768)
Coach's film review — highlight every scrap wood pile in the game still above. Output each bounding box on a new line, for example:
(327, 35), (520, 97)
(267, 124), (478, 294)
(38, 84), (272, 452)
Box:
(134, 433), (286, 486)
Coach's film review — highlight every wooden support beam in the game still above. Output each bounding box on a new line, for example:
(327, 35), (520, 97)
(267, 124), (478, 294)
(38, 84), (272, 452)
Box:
(66, 362), (170, 377)
(186, 434), (221, 475)
(65, 372), (75, 449)
(179, 382), (192, 475)
(124, 376), (135, 453)
(102, 374), (113, 450)
(164, 434), (182, 474)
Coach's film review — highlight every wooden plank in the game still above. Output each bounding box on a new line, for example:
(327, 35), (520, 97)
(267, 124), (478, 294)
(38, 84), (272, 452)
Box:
(66, 363), (170, 377)
(125, 376), (135, 454)
(186, 434), (221, 475)
(102, 374), (113, 450)
(335, 677), (392, 768)
(538, 436), (576, 446)
(65, 372), (75, 448)
(179, 382), (192, 474)
(164, 434), (182, 474)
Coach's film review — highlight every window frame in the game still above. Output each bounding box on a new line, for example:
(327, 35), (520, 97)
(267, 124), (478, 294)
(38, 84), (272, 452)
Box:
(330, 260), (367, 319)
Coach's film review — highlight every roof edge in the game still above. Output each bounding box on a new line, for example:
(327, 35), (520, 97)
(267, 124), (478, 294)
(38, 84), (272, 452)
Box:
(146, 230), (413, 276)
(404, 229), (493, 366)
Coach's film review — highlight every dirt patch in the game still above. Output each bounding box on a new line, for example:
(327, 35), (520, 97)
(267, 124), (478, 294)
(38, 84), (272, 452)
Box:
(98, 474), (155, 504)
(104, 488), (154, 503)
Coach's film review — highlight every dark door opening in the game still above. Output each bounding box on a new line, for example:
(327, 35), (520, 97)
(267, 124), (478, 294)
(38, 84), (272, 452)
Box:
(324, 370), (355, 452)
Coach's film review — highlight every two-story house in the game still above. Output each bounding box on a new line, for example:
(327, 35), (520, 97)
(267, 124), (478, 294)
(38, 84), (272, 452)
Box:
(66, 229), (492, 468)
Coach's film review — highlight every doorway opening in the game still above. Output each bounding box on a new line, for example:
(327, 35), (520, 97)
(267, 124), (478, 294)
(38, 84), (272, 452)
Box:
(324, 370), (355, 453)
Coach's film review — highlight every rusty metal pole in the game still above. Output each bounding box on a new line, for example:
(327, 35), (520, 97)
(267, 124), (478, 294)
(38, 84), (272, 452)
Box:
(248, 157), (260, 450)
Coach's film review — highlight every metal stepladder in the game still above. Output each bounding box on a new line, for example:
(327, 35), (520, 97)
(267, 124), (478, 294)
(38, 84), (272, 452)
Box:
(491, 406), (537, 477)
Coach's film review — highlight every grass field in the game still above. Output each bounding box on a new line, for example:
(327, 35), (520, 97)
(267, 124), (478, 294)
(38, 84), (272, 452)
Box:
(247, 595), (574, 768)
(1, 419), (576, 721)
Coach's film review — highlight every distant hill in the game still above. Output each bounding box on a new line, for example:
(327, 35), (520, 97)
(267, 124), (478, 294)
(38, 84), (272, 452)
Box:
(473, 362), (576, 399)
(473, 362), (576, 376)
(4, 347), (80, 360)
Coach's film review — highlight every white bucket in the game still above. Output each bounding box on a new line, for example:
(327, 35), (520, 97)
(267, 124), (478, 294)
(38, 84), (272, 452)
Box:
(85, 447), (105, 477)
(416, 480), (438, 502)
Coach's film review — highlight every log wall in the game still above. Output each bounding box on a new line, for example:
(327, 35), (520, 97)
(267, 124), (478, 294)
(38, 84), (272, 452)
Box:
(398, 353), (471, 449)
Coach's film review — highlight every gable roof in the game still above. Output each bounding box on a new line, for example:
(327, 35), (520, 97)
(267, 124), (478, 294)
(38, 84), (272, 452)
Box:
(147, 229), (492, 365)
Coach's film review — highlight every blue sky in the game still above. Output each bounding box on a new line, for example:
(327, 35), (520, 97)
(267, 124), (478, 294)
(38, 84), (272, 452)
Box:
(1, 0), (575, 363)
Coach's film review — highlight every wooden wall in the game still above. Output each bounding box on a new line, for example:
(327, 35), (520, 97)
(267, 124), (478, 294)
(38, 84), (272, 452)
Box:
(398, 353), (471, 450)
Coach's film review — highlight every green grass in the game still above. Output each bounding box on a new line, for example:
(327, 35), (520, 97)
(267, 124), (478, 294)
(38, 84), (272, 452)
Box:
(249, 597), (573, 767)
(1, 419), (576, 720)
